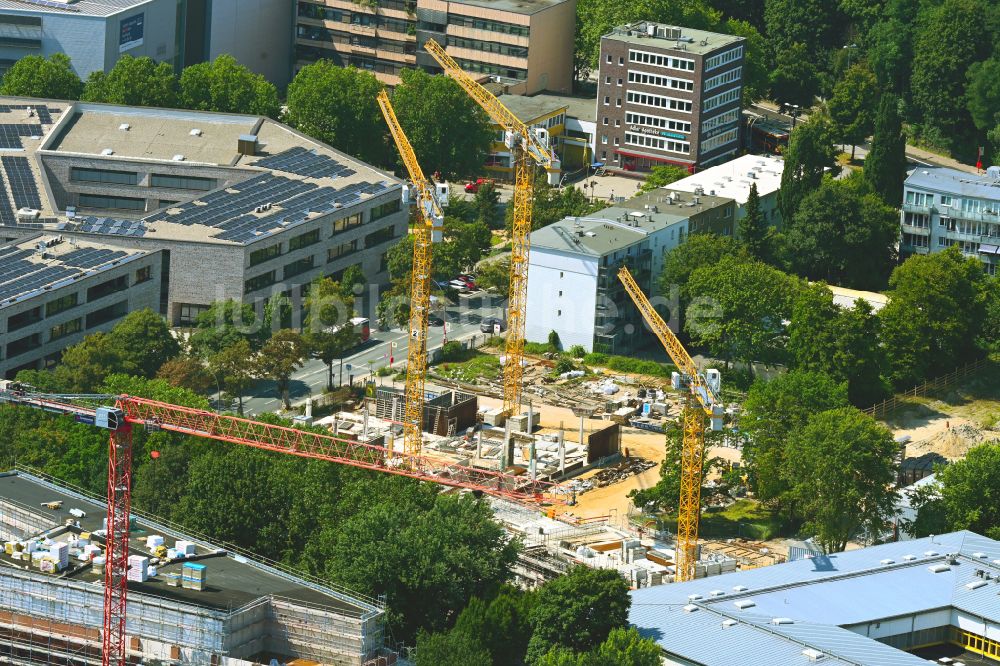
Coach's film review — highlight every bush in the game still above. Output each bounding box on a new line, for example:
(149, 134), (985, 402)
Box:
(582, 353), (674, 377)
(554, 358), (576, 374)
(376, 366), (394, 377)
(524, 342), (554, 355)
(569, 345), (587, 358)
(440, 341), (465, 362)
(548, 330), (561, 351)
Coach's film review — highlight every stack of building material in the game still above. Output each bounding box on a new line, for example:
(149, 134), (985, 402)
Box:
(163, 572), (181, 587)
(175, 540), (196, 556)
(147, 535), (164, 549)
(127, 555), (149, 582)
(91, 555), (106, 574)
(77, 544), (101, 561)
(49, 542), (69, 569)
(181, 562), (205, 591)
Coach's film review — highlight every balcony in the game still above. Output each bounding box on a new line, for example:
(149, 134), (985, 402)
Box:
(900, 223), (930, 235)
(938, 205), (1000, 224)
(902, 202), (934, 215)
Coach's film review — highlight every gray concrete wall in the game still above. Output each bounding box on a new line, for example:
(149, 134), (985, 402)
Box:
(102, 0), (182, 71)
(208, 0), (294, 88)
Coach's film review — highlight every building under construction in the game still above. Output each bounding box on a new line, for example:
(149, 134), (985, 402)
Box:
(372, 387), (477, 437)
(0, 470), (392, 666)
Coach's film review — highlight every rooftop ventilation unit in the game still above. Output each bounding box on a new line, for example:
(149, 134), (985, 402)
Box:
(928, 564), (951, 573)
(172, 154), (185, 161)
(771, 618), (793, 625)
(238, 134), (258, 157)
(732, 585), (748, 592)
(972, 552), (988, 559)
(101, 148), (114, 156)
(709, 589), (725, 597)
(687, 594), (702, 601)
(721, 619), (737, 628)
(733, 600), (755, 610)
(190, 128), (202, 137)
(118, 123), (130, 131)
(802, 648), (825, 661)
(880, 559), (895, 565)
(903, 554), (917, 561)
(682, 604), (699, 613)
(966, 580), (988, 590)
(924, 550), (939, 557)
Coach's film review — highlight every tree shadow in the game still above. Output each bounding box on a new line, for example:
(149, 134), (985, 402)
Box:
(883, 401), (948, 430)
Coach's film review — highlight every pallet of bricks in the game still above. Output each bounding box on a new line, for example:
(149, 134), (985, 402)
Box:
(182, 562), (206, 590)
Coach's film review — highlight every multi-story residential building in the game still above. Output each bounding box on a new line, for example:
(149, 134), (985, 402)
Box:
(665, 154), (785, 228)
(525, 188), (736, 353)
(0, 235), (162, 379)
(900, 166), (1000, 275)
(0, 96), (406, 328)
(596, 22), (745, 174)
(294, 0), (576, 93)
(0, 0), (293, 85)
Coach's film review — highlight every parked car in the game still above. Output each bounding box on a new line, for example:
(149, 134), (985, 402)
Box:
(465, 178), (493, 193)
(428, 313), (445, 326)
(480, 317), (506, 333)
(452, 275), (477, 290)
(448, 279), (471, 292)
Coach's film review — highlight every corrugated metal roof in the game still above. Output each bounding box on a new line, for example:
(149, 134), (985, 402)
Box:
(0, 0), (150, 18)
(630, 531), (1000, 665)
(905, 165), (1000, 200)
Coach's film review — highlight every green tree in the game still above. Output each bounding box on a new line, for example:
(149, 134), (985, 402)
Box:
(764, 0), (842, 61)
(778, 114), (837, 222)
(189, 300), (262, 358)
(255, 329), (307, 409)
(106, 309), (180, 377)
(0, 53), (82, 100)
(685, 257), (798, 370)
(178, 54), (280, 117)
(864, 93), (907, 207)
(879, 247), (989, 386)
(787, 283), (890, 406)
(155, 356), (215, 395)
(866, 16), (913, 94)
(262, 292), (294, 335)
(54, 332), (136, 392)
(827, 62), (879, 159)
(452, 588), (537, 665)
(965, 57), (1000, 139)
(768, 42), (821, 108)
(506, 178), (605, 232)
(285, 61), (387, 166)
(447, 219), (493, 270)
(784, 175), (898, 289)
(82, 55), (177, 107)
(593, 627), (663, 666)
(526, 566), (629, 662)
(741, 370), (849, 503)
(630, 422), (724, 513)
(477, 256), (511, 294)
(738, 182), (768, 261)
(391, 68), (494, 179)
(303, 277), (359, 391)
(785, 407), (899, 552)
(910, 0), (994, 153)
(937, 443), (1000, 540)
(339, 264), (366, 302)
(638, 164), (689, 193)
(657, 233), (748, 302)
(415, 629), (491, 666)
(899, 481), (949, 539)
(473, 181), (503, 229)
(208, 339), (255, 415)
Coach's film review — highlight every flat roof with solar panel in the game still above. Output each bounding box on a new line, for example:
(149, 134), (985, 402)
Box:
(0, 234), (152, 309)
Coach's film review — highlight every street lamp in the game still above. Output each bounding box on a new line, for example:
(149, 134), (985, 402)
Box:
(843, 43), (858, 68)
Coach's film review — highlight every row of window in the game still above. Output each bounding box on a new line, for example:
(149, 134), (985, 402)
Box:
(701, 108), (740, 134)
(700, 128), (739, 153)
(702, 86), (740, 112)
(704, 66), (742, 92)
(627, 70), (693, 92)
(624, 132), (690, 155)
(447, 36), (528, 59)
(626, 91), (692, 113)
(297, 0), (414, 26)
(455, 58), (527, 82)
(627, 49), (695, 72)
(5, 300), (129, 360)
(625, 112), (690, 134)
(249, 214), (367, 267)
(448, 14), (529, 37)
(705, 46), (743, 71)
(70, 168), (217, 191)
(907, 190), (1000, 217)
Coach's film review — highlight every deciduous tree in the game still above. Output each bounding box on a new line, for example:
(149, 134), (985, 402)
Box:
(189, 300), (262, 358)
(208, 339), (255, 415)
(638, 164), (689, 193)
(0, 53), (82, 100)
(82, 55), (177, 107)
(107, 309), (180, 378)
(255, 329), (307, 410)
(785, 407), (899, 552)
(864, 93), (907, 207)
(178, 54), (280, 118)
(155, 356), (215, 395)
(415, 629), (491, 666)
(303, 277), (359, 391)
(778, 115), (837, 222)
(937, 443), (1000, 540)
(827, 62), (879, 158)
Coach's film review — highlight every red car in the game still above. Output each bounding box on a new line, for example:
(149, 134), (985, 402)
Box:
(465, 178), (493, 193)
(454, 275), (477, 290)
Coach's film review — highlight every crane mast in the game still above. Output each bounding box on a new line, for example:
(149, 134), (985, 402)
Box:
(617, 267), (723, 582)
(376, 90), (444, 460)
(423, 38), (559, 417)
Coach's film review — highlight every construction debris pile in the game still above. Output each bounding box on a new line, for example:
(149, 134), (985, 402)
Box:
(591, 457), (657, 487)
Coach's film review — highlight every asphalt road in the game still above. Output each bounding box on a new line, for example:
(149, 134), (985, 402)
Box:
(239, 292), (506, 415)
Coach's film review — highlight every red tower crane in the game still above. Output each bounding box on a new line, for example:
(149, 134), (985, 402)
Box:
(0, 383), (559, 666)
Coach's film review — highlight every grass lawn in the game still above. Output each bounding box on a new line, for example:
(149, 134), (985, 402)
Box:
(430, 350), (501, 383)
(654, 500), (784, 541)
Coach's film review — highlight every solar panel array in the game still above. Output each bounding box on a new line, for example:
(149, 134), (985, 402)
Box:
(0, 123), (44, 150)
(2, 156), (41, 209)
(57, 247), (130, 269)
(0, 104), (57, 126)
(72, 216), (147, 237)
(0, 166), (14, 226)
(253, 147), (357, 180)
(0, 249), (76, 303)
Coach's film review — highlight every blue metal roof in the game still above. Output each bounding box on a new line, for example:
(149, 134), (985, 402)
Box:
(905, 166), (1000, 200)
(630, 531), (1000, 665)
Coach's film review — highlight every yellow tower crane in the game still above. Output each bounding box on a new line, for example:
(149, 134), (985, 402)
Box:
(377, 90), (445, 458)
(618, 266), (724, 582)
(423, 38), (560, 417)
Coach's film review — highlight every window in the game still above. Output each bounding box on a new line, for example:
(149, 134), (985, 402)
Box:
(557, 309), (562, 316)
(78, 193), (145, 211)
(289, 229), (320, 251)
(624, 132), (690, 154)
(614, 137), (620, 146)
(625, 112), (690, 134)
(244, 271), (277, 294)
(601, 151), (606, 159)
(603, 96), (610, 106)
(940, 195), (953, 207)
(328, 239), (358, 262)
(905, 191), (931, 207)
(559, 290), (563, 296)
(606, 54), (612, 64)
(616, 98), (622, 107)
(50, 318), (82, 341)
(46, 292), (78, 317)
(702, 87), (741, 112)
(628, 49), (695, 71)
(178, 303), (209, 326)
(370, 199), (401, 221)
(332, 213), (364, 235)
(905, 212), (930, 228)
(560, 271), (564, 278)
(7, 306), (42, 332)
(150, 174), (217, 191)
(87, 275), (128, 302)
(249, 243), (282, 266)
(626, 91), (692, 113)
(617, 78), (623, 86)
(700, 128), (739, 153)
(365, 226), (396, 248)
(445, 35), (527, 58)
(447, 14), (528, 37)
(601, 135), (608, 145)
(627, 70), (694, 92)
(70, 167), (138, 186)
(705, 46), (743, 71)
(704, 66), (742, 92)
(701, 108), (741, 133)
(284, 256), (315, 279)
(605, 76), (611, 84)
(86, 300), (128, 329)
(135, 266), (152, 283)
(603, 117), (608, 126)
(615, 119), (621, 127)
(6, 332), (40, 359)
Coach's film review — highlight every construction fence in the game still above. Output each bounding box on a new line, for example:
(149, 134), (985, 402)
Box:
(863, 356), (994, 421)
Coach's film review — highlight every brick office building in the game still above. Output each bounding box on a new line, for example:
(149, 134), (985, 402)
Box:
(595, 22), (745, 174)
